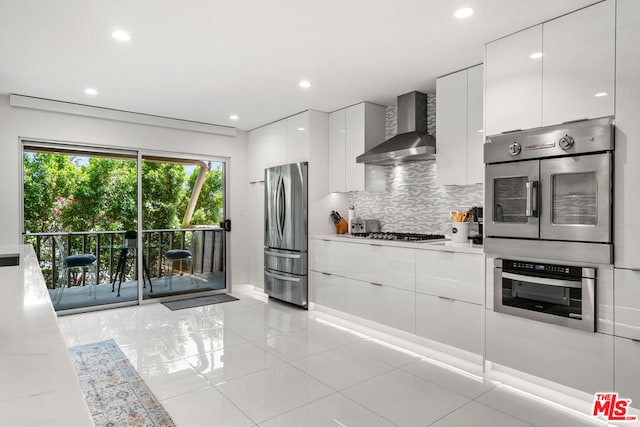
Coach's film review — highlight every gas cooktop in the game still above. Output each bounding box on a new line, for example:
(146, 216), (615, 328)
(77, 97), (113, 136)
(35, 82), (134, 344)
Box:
(353, 232), (447, 242)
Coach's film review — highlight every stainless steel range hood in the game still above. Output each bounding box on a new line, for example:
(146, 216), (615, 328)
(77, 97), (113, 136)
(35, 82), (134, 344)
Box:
(356, 91), (435, 165)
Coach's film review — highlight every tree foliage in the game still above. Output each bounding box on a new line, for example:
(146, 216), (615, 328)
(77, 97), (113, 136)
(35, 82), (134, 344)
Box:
(23, 153), (224, 233)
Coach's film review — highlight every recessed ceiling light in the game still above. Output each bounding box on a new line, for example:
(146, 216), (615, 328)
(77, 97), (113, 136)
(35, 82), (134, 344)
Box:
(229, 114), (239, 120)
(84, 88), (98, 96)
(530, 52), (543, 59)
(297, 127), (305, 131)
(298, 80), (311, 89)
(454, 7), (474, 19)
(595, 92), (608, 97)
(477, 129), (484, 133)
(112, 29), (131, 42)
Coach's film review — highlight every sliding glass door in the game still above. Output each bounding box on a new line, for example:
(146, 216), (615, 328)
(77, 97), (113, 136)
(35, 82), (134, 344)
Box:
(140, 155), (227, 301)
(22, 143), (139, 311)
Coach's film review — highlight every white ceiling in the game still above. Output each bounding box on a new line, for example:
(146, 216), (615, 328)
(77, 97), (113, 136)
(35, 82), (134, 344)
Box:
(0, 0), (597, 131)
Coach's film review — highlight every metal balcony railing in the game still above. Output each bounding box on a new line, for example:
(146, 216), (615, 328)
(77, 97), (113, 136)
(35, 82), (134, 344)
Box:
(23, 227), (225, 289)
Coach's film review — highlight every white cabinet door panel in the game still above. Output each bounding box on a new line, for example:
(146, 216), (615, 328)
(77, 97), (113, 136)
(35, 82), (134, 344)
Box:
(415, 250), (483, 305)
(614, 0), (640, 270)
(436, 69), (468, 186)
(486, 25), (543, 135)
(310, 239), (346, 277)
(416, 293), (483, 355)
(248, 126), (268, 183)
(466, 64), (484, 184)
(267, 120), (287, 168)
(486, 310), (613, 394)
(310, 271), (346, 311)
(615, 337), (640, 407)
(345, 278), (415, 333)
(345, 243), (415, 291)
(248, 183), (265, 288)
(329, 109), (346, 193)
(542, 0), (615, 126)
(345, 104), (365, 192)
(614, 268), (640, 340)
(286, 112), (309, 164)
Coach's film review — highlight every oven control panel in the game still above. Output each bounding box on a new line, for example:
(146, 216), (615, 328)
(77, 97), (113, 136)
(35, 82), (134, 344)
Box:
(503, 259), (582, 278)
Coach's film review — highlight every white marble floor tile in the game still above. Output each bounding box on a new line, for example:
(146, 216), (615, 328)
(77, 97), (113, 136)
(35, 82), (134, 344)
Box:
(162, 386), (255, 427)
(431, 401), (534, 427)
(290, 346), (395, 390)
(137, 358), (211, 401)
(185, 341), (284, 386)
(402, 356), (498, 399)
(259, 393), (394, 427)
(159, 327), (248, 358)
(217, 364), (333, 424)
(254, 329), (343, 362)
(305, 321), (370, 346)
(477, 384), (608, 427)
(224, 318), (301, 342)
(342, 369), (470, 426)
(347, 338), (425, 367)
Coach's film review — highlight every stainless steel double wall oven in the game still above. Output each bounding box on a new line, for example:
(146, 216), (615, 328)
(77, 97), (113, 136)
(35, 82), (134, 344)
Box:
(485, 117), (614, 331)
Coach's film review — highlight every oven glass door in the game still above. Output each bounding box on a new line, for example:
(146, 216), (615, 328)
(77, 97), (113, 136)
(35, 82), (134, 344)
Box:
(485, 160), (540, 239)
(540, 153), (611, 242)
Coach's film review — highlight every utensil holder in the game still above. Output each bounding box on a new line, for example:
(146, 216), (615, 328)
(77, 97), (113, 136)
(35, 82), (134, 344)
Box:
(335, 218), (349, 234)
(451, 222), (469, 243)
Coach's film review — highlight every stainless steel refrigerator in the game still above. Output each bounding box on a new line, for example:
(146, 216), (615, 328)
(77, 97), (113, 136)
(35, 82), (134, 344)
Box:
(264, 162), (308, 308)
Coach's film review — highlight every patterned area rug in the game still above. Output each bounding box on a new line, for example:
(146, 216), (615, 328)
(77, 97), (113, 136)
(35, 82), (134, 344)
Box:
(68, 339), (175, 427)
(161, 293), (239, 311)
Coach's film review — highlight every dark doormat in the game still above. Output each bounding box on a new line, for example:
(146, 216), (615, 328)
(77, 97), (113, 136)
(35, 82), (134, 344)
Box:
(161, 294), (239, 310)
(147, 287), (216, 298)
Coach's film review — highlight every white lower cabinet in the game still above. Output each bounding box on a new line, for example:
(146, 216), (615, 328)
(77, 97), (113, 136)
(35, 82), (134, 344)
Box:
(615, 337), (640, 406)
(345, 278), (415, 333)
(310, 239), (346, 276)
(614, 268), (640, 340)
(416, 251), (483, 304)
(345, 243), (415, 291)
(486, 310), (613, 394)
(310, 271), (346, 311)
(415, 293), (483, 355)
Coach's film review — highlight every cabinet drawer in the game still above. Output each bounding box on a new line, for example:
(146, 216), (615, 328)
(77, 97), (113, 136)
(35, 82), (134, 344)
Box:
(310, 239), (346, 276)
(614, 268), (640, 340)
(345, 278), (415, 333)
(310, 271), (346, 311)
(615, 337), (640, 406)
(345, 244), (415, 291)
(416, 250), (483, 304)
(415, 293), (483, 355)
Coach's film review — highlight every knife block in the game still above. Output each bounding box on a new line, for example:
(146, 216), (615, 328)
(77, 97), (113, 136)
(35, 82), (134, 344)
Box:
(335, 218), (349, 234)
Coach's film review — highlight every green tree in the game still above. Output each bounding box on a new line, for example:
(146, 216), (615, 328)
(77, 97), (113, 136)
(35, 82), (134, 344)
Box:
(183, 164), (224, 226)
(141, 162), (186, 230)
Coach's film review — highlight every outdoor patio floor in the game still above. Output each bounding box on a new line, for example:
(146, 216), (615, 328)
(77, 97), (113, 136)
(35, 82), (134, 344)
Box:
(49, 271), (225, 311)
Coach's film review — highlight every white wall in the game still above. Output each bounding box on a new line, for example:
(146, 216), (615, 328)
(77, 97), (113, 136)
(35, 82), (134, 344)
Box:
(0, 95), (250, 286)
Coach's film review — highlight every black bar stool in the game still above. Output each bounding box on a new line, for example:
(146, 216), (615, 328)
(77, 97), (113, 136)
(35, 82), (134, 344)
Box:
(112, 230), (153, 297)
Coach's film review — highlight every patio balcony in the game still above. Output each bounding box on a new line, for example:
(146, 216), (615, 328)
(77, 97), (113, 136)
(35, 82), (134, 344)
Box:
(24, 227), (225, 311)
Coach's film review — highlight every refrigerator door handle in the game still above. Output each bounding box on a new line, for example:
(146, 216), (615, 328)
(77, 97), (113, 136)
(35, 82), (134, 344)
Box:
(265, 250), (301, 259)
(275, 174), (284, 239)
(265, 270), (301, 282)
(279, 175), (286, 239)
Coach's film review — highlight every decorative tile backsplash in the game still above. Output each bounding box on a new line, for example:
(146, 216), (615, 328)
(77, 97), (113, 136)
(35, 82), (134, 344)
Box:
(349, 97), (484, 234)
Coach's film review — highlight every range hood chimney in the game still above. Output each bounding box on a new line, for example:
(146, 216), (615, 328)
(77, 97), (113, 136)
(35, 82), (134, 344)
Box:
(356, 91), (436, 165)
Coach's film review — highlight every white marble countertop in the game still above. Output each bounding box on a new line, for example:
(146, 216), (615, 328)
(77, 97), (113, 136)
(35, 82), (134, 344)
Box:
(0, 245), (92, 426)
(311, 235), (484, 255)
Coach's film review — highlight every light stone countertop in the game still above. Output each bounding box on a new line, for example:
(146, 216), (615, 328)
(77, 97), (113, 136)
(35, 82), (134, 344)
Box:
(311, 234), (484, 255)
(0, 245), (92, 426)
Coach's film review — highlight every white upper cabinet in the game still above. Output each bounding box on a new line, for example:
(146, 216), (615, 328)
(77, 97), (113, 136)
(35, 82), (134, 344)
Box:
(267, 119), (287, 168)
(542, 0), (615, 125)
(329, 102), (386, 193)
(436, 69), (467, 186)
(614, 0), (640, 269)
(486, 25), (543, 135)
(466, 65), (485, 184)
(248, 125), (268, 183)
(286, 112), (310, 164)
(486, 1), (615, 135)
(435, 64), (484, 186)
(328, 109), (347, 193)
